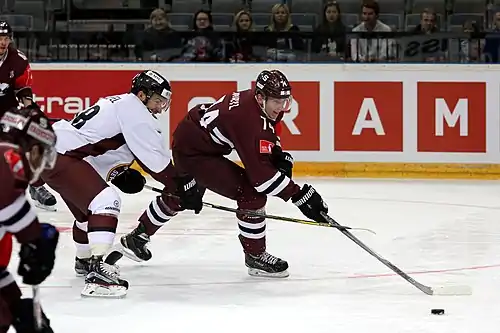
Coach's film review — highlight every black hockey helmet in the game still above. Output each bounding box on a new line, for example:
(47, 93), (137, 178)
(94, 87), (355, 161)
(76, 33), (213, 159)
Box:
(131, 70), (172, 114)
(0, 106), (57, 184)
(0, 21), (13, 38)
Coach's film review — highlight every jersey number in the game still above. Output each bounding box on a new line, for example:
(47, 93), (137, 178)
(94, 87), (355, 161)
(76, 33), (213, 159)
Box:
(199, 96), (225, 128)
(200, 110), (219, 128)
(71, 105), (100, 129)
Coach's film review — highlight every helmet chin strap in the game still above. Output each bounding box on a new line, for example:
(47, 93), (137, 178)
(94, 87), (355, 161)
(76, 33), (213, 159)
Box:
(138, 91), (154, 113)
(255, 95), (274, 120)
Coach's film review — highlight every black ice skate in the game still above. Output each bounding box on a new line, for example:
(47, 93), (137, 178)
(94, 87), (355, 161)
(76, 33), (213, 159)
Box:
(118, 223), (152, 262)
(75, 257), (90, 277)
(81, 256), (128, 298)
(245, 252), (289, 278)
(29, 185), (57, 211)
(75, 254), (121, 277)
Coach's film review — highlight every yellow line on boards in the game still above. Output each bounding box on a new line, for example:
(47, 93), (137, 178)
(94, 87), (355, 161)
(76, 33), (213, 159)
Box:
(131, 162), (500, 180)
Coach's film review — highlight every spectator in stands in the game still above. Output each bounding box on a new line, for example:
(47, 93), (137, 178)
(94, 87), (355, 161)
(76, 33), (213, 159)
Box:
(412, 8), (439, 34)
(312, 1), (348, 61)
(194, 9), (212, 30)
(227, 10), (261, 62)
(492, 10), (500, 30)
(264, 3), (304, 62)
(134, 8), (182, 61)
(174, 9), (224, 62)
(403, 8), (446, 63)
(350, 0), (394, 62)
(483, 10), (500, 63)
(460, 20), (484, 63)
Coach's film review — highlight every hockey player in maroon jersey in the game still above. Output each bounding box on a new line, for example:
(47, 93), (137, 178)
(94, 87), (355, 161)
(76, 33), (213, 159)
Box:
(120, 70), (328, 277)
(0, 106), (59, 333)
(0, 21), (58, 212)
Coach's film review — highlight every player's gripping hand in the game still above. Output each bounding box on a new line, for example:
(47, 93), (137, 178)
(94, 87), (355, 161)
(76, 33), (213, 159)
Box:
(111, 168), (146, 194)
(11, 298), (54, 333)
(174, 175), (203, 214)
(291, 184), (328, 223)
(17, 223), (59, 285)
(270, 145), (293, 178)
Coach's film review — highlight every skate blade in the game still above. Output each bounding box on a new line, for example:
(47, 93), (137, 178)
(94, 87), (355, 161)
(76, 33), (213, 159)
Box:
(75, 270), (88, 277)
(248, 268), (289, 278)
(81, 283), (127, 298)
(33, 201), (57, 212)
(116, 242), (148, 263)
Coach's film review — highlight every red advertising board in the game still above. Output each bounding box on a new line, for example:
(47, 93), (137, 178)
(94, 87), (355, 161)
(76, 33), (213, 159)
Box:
(32, 70), (137, 119)
(32, 70), (321, 151)
(30, 68), (489, 155)
(334, 81), (403, 151)
(417, 82), (486, 153)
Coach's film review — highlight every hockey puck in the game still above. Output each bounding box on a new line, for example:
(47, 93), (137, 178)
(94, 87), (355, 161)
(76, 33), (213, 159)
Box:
(431, 309), (445, 315)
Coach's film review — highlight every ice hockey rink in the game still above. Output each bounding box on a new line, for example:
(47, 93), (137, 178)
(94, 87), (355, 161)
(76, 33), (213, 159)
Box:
(11, 177), (500, 332)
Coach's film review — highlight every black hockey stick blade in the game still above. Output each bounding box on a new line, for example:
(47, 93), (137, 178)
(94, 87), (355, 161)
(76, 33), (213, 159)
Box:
(143, 184), (375, 234)
(319, 212), (472, 296)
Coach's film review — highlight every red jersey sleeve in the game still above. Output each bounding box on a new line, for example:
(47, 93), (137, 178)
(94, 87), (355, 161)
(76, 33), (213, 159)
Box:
(275, 121), (282, 138)
(0, 147), (40, 244)
(14, 63), (33, 90)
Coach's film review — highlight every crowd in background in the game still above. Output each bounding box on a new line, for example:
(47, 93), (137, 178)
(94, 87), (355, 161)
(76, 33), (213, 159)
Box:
(2, 0), (500, 62)
(129, 1), (500, 63)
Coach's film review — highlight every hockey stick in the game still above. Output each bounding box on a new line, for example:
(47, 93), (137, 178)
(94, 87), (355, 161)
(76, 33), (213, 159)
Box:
(144, 184), (376, 235)
(320, 212), (472, 296)
(32, 285), (43, 330)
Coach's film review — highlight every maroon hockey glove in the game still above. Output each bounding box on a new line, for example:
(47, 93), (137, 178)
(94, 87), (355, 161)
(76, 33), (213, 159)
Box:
(291, 184), (328, 223)
(270, 145), (293, 178)
(17, 223), (59, 286)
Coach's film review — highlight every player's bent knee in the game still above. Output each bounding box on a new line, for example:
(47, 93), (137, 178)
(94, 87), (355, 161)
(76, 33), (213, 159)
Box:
(237, 192), (267, 212)
(88, 187), (121, 217)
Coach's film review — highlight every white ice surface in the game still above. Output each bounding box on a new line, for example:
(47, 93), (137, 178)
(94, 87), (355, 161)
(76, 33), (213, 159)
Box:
(9, 178), (500, 332)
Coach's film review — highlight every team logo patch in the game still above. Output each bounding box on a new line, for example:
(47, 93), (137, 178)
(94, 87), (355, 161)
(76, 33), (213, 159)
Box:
(3, 149), (25, 180)
(259, 140), (274, 154)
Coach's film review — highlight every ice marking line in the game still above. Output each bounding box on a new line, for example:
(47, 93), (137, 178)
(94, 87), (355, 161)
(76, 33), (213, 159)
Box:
(331, 196), (500, 210)
(347, 263), (500, 279)
(19, 263), (500, 290)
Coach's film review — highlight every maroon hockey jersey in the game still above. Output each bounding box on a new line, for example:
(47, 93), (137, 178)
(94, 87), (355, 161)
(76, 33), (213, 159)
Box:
(0, 46), (33, 114)
(173, 89), (300, 201)
(0, 144), (41, 274)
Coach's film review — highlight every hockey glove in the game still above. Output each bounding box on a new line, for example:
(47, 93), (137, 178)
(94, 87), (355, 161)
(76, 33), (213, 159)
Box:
(270, 145), (294, 178)
(291, 184), (328, 223)
(11, 298), (54, 333)
(17, 223), (59, 286)
(174, 175), (203, 214)
(111, 168), (146, 194)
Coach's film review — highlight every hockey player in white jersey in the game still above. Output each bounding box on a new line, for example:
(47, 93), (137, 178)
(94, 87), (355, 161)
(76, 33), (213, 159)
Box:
(41, 70), (204, 298)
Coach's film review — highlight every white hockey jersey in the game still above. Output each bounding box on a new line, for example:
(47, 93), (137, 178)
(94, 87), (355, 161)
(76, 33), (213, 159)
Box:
(53, 93), (170, 181)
